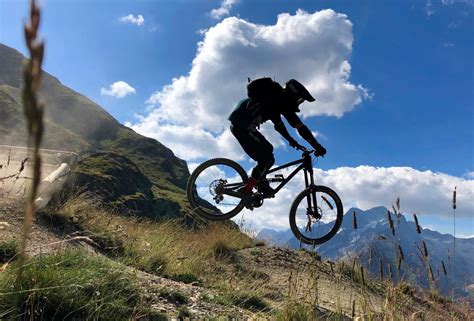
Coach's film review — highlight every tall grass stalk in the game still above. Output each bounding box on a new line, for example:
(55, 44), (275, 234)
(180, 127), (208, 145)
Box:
(17, 0), (45, 284)
(451, 186), (456, 302)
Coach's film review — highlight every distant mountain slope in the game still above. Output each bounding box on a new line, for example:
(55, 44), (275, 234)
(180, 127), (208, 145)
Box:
(0, 43), (190, 218)
(0, 84), (90, 151)
(257, 206), (474, 298)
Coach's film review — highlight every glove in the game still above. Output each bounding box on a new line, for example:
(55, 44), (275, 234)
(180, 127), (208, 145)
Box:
(313, 143), (326, 156)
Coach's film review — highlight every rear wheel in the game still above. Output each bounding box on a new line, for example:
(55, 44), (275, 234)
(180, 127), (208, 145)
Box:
(289, 185), (343, 245)
(186, 158), (248, 221)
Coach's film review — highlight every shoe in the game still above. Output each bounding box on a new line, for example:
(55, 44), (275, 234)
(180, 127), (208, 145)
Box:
(257, 179), (275, 198)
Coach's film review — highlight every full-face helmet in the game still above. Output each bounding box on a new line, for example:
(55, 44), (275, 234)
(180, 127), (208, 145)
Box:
(284, 79), (315, 112)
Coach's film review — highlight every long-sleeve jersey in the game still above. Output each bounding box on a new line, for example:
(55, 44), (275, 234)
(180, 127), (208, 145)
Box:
(228, 97), (302, 130)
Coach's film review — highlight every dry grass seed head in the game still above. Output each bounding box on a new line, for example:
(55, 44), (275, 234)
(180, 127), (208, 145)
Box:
(379, 258), (384, 279)
(352, 211), (358, 230)
(441, 260), (447, 276)
(17, 0), (45, 284)
(429, 264), (434, 282)
(452, 186), (457, 210)
(398, 244), (405, 261)
(413, 214), (422, 234)
(387, 211), (395, 236)
(422, 240), (428, 258)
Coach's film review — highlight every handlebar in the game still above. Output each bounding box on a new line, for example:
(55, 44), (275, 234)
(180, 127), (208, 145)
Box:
(296, 145), (324, 158)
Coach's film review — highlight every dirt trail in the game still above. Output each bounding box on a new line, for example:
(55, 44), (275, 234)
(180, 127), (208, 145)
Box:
(229, 247), (384, 317)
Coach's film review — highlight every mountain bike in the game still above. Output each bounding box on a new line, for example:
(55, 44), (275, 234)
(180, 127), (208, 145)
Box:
(186, 148), (343, 245)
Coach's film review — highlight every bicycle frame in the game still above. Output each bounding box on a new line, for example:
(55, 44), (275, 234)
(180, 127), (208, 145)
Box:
(266, 150), (315, 193)
(222, 151), (319, 215)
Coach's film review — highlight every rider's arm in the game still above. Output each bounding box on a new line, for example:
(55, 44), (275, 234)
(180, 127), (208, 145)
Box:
(271, 116), (298, 146)
(284, 112), (326, 154)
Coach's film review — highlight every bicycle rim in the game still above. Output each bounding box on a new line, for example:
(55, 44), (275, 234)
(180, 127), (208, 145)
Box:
(188, 159), (247, 220)
(290, 186), (343, 245)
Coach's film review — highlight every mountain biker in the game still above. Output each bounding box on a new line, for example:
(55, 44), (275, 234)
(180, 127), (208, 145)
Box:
(228, 78), (327, 199)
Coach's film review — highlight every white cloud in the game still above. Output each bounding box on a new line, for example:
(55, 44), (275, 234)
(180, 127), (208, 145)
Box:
(120, 14), (145, 26)
(441, 0), (473, 5)
(232, 165), (474, 231)
(210, 0), (238, 20)
(101, 81), (136, 98)
(132, 9), (368, 161)
(425, 0), (473, 16)
(457, 234), (474, 239)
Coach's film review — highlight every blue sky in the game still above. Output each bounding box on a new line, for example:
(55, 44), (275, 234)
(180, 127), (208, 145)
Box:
(1, 0), (473, 235)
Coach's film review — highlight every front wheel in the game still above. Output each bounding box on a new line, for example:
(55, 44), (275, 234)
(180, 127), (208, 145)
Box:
(186, 158), (248, 221)
(289, 185), (343, 245)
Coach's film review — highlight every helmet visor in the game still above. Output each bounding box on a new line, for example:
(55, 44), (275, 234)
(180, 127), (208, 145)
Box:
(286, 79), (316, 102)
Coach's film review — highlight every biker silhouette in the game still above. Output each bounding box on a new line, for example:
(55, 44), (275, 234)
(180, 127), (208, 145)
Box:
(228, 78), (326, 200)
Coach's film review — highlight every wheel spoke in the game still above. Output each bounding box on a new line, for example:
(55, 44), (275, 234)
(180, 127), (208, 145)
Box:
(188, 160), (247, 219)
(290, 187), (343, 245)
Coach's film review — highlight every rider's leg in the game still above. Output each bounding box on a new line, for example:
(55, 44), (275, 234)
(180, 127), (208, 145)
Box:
(230, 125), (274, 193)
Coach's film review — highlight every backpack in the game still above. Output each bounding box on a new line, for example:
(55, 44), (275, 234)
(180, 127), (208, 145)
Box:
(246, 77), (281, 100)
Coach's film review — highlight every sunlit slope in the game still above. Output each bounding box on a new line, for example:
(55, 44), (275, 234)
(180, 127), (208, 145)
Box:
(0, 43), (190, 217)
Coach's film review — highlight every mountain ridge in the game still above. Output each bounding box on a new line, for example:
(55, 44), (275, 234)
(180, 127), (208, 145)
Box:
(256, 206), (474, 299)
(0, 43), (191, 218)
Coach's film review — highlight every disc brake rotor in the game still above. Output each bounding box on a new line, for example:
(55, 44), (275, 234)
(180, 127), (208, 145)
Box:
(209, 179), (226, 204)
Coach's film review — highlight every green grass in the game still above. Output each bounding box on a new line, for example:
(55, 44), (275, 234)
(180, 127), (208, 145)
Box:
(0, 250), (162, 320)
(275, 301), (315, 321)
(159, 289), (189, 305)
(170, 273), (202, 285)
(177, 306), (193, 319)
(212, 291), (270, 312)
(0, 238), (18, 263)
(48, 197), (253, 281)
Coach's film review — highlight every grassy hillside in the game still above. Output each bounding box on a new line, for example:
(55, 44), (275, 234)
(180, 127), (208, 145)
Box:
(1, 196), (472, 319)
(0, 43), (190, 218)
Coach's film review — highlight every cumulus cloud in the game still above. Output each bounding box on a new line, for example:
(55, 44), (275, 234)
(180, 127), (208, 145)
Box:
(230, 165), (474, 231)
(131, 9), (369, 161)
(120, 14), (145, 26)
(101, 81), (136, 98)
(210, 0), (238, 19)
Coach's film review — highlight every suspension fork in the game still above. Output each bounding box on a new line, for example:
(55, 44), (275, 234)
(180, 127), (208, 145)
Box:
(304, 168), (320, 219)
